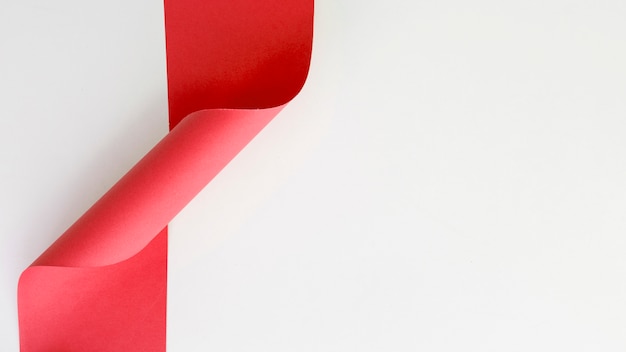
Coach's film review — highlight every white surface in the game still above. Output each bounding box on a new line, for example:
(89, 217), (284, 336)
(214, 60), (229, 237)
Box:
(2, 1), (626, 351)
(0, 1), (168, 349)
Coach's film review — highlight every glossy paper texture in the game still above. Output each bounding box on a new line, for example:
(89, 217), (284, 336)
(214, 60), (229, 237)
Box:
(17, 0), (313, 350)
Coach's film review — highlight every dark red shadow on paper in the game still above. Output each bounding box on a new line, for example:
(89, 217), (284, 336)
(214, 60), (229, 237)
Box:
(17, 0), (313, 350)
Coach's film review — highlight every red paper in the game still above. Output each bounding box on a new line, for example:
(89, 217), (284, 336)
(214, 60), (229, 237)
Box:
(17, 1), (313, 350)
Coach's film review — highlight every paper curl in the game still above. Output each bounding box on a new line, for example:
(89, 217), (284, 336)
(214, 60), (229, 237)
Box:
(17, 1), (313, 350)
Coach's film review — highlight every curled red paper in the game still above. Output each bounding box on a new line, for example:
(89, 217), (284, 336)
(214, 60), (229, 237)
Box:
(17, 0), (313, 350)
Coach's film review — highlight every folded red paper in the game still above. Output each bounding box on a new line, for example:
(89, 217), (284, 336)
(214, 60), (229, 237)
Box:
(17, 0), (313, 350)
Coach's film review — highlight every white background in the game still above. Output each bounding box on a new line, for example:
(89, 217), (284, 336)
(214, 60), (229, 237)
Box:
(2, 0), (626, 350)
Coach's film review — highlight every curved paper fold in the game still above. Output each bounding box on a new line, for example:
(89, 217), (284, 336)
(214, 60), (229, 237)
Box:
(18, 0), (313, 350)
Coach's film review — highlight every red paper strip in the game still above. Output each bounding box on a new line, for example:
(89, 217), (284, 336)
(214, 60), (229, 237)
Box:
(17, 1), (313, 350)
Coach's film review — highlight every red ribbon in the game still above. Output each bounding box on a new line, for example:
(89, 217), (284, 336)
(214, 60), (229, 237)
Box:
(17, 1), (313, 350)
